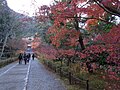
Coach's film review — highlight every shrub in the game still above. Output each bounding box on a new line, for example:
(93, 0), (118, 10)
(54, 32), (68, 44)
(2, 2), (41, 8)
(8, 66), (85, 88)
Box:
(0, 57), (17, 68)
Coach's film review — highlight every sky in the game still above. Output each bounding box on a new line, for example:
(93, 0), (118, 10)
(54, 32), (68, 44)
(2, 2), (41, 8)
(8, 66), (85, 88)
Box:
(7, 0), (53, 17)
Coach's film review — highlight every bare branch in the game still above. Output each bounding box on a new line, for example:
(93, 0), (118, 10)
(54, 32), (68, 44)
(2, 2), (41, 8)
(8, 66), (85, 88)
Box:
(93, 0), (120, 17)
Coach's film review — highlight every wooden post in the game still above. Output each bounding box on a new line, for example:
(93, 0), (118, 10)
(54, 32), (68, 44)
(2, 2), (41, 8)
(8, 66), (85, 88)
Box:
(60, 67), (62, 77)
(69, 72), (72, 84)
(60, 58), (63, 77)
(86, 80), (89, 90)
(61, 59), (62, 67)
(54, 66), (56, 72)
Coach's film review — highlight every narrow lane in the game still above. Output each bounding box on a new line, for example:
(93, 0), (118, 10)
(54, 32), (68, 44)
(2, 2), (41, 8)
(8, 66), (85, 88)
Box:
(0, 61), (29, 90)
(27, 58), (66, 90)
(0, 58), (66, 90)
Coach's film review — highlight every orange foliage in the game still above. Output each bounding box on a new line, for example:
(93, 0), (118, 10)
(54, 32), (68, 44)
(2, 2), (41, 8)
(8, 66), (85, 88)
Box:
(86, 19), (98, 30)
(86, 19), (98, 26)
(31, 37), (41, 49)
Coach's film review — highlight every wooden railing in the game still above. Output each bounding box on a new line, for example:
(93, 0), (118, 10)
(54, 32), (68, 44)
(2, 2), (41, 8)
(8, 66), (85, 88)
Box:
(43, 60), (89, 90)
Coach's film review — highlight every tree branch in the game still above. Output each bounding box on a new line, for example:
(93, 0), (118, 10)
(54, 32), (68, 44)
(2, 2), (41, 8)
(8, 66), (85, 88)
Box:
(93, 0), (120, 17)
(63, 16), (116, 25)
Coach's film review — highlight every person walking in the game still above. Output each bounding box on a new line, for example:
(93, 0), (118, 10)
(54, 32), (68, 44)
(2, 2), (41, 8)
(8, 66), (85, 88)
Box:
(18, 53), (22, 64)
(23, 53), (27, 65)
(27, 53), (31, 63)
(32, 54), (35, 60)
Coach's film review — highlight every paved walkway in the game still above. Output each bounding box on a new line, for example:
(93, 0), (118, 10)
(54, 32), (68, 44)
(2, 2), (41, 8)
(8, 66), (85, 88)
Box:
(0, 58), (66, 90)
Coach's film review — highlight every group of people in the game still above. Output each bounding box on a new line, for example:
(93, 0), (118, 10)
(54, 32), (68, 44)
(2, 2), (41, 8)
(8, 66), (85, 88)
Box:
(18, 53), (35, 64)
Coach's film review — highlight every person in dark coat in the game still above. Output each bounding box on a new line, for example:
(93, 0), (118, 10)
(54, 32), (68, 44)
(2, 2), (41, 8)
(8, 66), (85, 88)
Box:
(18, 53), (22, 64)
(27, 53), (31, 63)
(23, 53), (27, 65)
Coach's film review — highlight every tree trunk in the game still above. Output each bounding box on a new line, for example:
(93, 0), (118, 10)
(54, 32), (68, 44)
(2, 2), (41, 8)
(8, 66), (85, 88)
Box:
(74, 15), (85, 50)
(78, 35), (85, 50)
(0, 33), (9, 59)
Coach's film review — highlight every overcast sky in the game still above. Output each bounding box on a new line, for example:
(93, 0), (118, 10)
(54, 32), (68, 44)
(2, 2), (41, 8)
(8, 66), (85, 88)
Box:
(7, 0), (53, 16)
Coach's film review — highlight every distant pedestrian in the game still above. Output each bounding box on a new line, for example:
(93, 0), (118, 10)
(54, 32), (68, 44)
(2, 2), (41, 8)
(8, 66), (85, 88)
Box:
(23, 53), (27, 65)
(18, 53), (22, 64)
(32, 54), (35, 60)
(27, 53), (31, 63)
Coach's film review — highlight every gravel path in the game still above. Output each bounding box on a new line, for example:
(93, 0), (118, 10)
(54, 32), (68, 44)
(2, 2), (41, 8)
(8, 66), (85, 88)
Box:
(0, 58), (66, 90)
(27, 58), (66, 90)
(0, 62), (28, 90)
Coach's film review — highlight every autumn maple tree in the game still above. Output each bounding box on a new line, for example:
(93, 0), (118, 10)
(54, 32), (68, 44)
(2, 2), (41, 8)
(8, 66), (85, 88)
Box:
(36, 0), (120, 89)
(36, 0), (120, 66)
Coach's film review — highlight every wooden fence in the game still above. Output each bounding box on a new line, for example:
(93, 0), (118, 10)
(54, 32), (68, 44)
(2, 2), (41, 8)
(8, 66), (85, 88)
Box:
(43, 60), (89, 90)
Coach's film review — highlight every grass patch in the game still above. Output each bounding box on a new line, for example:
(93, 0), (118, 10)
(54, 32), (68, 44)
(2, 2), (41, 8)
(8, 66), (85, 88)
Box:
(39, 59), (106, 90)
(0, 57), (17, 68)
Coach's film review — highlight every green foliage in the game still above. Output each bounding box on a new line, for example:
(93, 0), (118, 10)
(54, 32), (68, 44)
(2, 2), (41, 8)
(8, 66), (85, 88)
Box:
(66, 22), (74, 30)
(98, 51), (109, 65)
(98, 21), (113, 33)
(77, 72), (89, 80)
(89, 78), (105, 90)
(44, 34), (52, 44)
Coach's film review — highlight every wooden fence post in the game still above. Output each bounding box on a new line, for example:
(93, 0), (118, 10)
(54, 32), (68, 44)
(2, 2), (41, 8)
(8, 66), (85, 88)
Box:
(86, 80), (89, 90)
(55, 66), (56, 72)
(47, 61), (49, 65)
(69, 72), (72, 84)
(60, 67), (62, 77)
